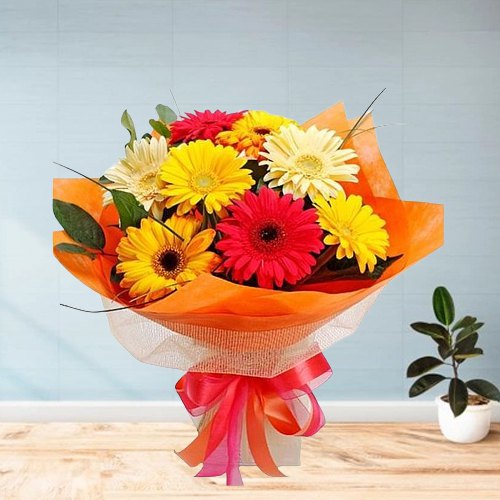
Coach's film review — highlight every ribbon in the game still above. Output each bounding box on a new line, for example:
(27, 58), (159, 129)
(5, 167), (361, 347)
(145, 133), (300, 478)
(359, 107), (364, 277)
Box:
(175, 353), (332, 486)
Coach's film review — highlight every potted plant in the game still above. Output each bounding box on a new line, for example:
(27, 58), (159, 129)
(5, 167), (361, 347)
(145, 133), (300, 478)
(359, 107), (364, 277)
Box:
(407, 286), (499, 443)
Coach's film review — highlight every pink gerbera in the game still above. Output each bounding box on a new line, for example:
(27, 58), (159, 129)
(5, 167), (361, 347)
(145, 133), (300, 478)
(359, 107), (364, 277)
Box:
(216, 187), (324, 289)
(169, 110), (244, 144)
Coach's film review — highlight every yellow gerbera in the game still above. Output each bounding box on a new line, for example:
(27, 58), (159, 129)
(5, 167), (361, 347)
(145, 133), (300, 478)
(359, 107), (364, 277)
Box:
(159, 140), (254, 215)
(261, 124), (359, 201)
(116, 215), (220, 303)
(217, 110), (297, 158)
(314, 192), (390, 274)
(104, 136), (168, 211)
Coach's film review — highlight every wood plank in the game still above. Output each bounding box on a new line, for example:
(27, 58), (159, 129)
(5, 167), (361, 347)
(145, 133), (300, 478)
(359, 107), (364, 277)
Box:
(0, 423), (499, 499)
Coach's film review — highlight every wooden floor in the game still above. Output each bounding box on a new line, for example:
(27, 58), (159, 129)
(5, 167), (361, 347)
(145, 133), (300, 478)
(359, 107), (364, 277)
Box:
(0, 423), (499, 499)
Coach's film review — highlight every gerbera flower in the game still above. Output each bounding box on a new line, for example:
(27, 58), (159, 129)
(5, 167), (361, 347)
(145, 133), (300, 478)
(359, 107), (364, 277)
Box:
(116, 215), (220, 303)
(313, 191), (390, 274)
(169, 110), (244, 144)
(160, 140), (254, 215)
(261, 124), (359, 201)
(216, 187), (324, 289)
(104, 136), (168, 211)
(216, 110), (297, 159)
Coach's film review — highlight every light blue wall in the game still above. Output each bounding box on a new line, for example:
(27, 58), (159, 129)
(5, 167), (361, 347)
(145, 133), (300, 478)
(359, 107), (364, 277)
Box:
(1, 0), (499, 401)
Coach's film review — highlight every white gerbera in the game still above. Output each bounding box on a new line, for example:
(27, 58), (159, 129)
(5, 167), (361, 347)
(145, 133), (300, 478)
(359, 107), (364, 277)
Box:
(260, 124), (360, 201)
(104, 136), (169, 211)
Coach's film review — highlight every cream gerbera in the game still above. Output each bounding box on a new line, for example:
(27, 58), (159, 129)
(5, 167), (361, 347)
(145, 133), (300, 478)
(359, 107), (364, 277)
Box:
(104, 136), (168, 211)
(116, 215), (220, 303)
(261, 124), (359, 201)
(217, 110), (297, 159)
(314, 191), (390, 274)
(160, 140), (254, 215)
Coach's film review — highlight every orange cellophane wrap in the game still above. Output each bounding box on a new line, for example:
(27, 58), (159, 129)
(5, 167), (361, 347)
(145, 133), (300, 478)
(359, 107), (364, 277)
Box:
(54, 103), (444, 377)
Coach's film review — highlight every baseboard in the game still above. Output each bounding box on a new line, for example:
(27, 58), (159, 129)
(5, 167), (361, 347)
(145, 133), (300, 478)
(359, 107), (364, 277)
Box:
(0, 401), (499, 423)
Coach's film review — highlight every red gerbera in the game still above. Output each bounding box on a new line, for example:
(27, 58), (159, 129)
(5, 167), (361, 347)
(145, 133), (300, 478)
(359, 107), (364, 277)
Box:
(169, 109), (244, 144)
(216, 187), (324, 289)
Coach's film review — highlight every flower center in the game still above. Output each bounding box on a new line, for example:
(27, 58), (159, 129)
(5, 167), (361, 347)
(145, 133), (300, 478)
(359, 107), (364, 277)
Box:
(251, 220), (286, 254)
(253, 126), (271, 136)
(296, 154), (324, 176)
(153, 247), (185, 278)
(192, 172), (219, 194)
(137, 172), (159, 199)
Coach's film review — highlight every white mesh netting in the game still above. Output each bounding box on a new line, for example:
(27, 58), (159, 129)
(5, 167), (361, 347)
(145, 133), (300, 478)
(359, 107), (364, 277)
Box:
(103, 288), (381, 378)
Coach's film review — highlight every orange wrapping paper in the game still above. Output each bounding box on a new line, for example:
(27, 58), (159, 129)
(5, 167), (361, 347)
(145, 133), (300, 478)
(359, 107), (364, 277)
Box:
(54, 103), (444, 369)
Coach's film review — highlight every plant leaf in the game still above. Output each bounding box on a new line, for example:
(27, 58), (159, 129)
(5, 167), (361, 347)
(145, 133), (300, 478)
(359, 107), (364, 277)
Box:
(312, 254), (403, 283)
(111, 190), (148, 230)
(452, 315), (477, 332)
(456, 323), (484, 344)
(54, 243), (97, 260)
(121, 109), (137, 150)
(53, 199), (105, 250)
(410, 322), (449, 340)
(149, 119), (171, 138)
(455, 332), (478, 355)
(438, 342), (454, 360)
(448, 378), (468, 417)
(407, 356), (444, 378)
(455, 348), (483, 360)
(433, 286), (455, 325)
(156, 104), (177, 124)
(466, 379), (500, 401)
(409, 373), (446, 398)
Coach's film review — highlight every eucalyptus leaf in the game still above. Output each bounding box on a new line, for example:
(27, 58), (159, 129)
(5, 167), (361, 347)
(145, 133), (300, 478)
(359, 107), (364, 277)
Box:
(433, 286), (455, 325)
(121, 109), (137, 150)
(448, 378), (468, 417)
(149, 119), (171, 138)
(53, 199), (105, 250)
(111, 190), (148, 231)
(466, 379), (500, 401)
(406, 356), (444, 378)
(55, 243), (97, 260)
(409, 373), (446, 398)
(156, 104), (177, 124)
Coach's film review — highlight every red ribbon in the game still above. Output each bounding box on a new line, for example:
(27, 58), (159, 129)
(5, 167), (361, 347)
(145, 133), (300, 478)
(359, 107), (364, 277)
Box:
(175, 353), (332, 486)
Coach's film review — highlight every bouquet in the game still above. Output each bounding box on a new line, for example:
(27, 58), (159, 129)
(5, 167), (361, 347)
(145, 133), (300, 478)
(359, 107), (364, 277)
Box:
(53, 96), (443, 486)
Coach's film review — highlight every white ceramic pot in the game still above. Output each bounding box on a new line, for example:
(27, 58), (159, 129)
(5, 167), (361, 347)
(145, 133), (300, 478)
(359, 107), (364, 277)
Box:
(435, 395), (492, 443)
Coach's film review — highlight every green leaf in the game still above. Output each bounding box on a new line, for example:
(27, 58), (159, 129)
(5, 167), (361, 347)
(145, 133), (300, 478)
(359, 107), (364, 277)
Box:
(448, 378), (468, 417)
(410, 322), (449, 340)
(407, 356), (444, 378)
(121, 109), (137, 150)
(466, 379), (500, 402)
(409, 373), (446, 398)
(456, 323), (484, 344)
(53, 199), (105, 250)
(316, 254), (403, 282)
(455, 332), (478, 355)
(111, 190), (148, 231)
(149, 119), (171, 138)
(452, 315), (477, 332)
(433, 286), (455, 325)
(438, 342), (454, 360)
(455, 348), (483, 360)
(110, 265), (124, 284)
(54, 243), (97, 260)
(156, 104), (177, 124)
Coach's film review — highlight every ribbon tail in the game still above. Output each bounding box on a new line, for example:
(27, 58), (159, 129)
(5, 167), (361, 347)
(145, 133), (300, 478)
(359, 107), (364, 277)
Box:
(247, 391), (286, 478)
